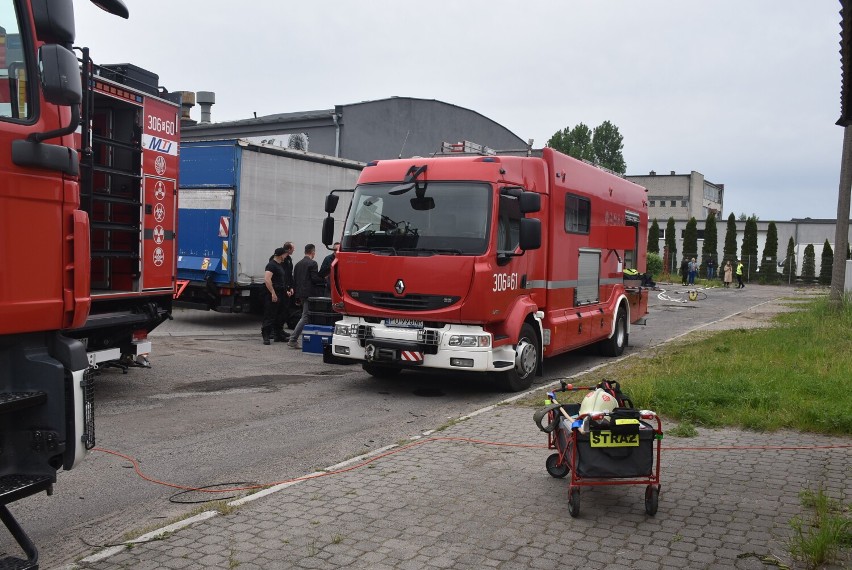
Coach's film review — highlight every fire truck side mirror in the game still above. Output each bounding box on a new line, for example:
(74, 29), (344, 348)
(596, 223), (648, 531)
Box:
(321, 216), (336, 246)
(519, 218), (541, 251)
(519, 192), (541, 214)
(324, 194), (340, 213)
(39, 44), (82, 106)
(31, 0), (76, 45)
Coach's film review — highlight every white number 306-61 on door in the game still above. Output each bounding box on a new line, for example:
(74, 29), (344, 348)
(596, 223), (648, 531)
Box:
(493, 272), (518, 292)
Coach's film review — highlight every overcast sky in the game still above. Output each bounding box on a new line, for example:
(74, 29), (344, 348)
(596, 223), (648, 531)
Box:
(75, 0), (845, 221)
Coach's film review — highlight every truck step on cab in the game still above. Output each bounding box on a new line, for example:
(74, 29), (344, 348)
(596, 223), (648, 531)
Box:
(0, 393), (46, 415)
(1, 476), (52, 570)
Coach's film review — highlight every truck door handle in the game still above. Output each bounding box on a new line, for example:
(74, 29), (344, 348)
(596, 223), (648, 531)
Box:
(145, 205), (153, 214)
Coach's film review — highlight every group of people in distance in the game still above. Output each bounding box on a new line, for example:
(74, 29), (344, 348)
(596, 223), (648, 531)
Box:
(681, 257), (745, 289)
(261, 242), (339, 346)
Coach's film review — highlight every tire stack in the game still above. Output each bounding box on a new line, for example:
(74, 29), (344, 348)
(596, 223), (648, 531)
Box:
(306, 297), (341, 325)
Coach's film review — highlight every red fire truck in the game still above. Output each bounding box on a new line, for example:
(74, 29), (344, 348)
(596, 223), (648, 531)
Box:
(321, 146), (649, 391)
(0, 0), (177, 565)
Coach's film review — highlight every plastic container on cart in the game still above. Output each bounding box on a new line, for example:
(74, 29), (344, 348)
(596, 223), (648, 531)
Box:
(558, 417), (656, 478)
(537, 380), (662, 518)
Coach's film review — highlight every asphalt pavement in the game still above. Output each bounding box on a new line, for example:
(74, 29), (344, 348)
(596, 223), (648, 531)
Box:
(58, 288), (852, 569)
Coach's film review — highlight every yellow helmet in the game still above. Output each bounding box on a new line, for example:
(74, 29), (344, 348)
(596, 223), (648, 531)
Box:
(579, 388), (619, 416)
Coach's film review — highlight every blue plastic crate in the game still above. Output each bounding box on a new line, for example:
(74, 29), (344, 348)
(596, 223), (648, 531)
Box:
(302, 324), (333, 354)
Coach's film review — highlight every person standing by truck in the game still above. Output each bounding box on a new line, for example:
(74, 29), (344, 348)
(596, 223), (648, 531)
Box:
(288, 244), (327, 349)
(262, 248), (288, 345)
(318, 242), (339, 296)
(273, 241), (296, 340)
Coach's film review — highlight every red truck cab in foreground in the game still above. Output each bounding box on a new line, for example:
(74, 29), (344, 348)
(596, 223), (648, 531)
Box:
(1, 0), (130, 566)
(322, 146), (649, 391)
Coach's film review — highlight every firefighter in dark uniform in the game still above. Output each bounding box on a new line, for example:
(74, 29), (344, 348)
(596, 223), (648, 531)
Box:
(261, 247), (289, 345)
(274, 242), (296, 340)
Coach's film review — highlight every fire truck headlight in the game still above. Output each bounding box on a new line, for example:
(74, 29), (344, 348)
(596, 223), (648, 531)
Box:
(448, 334), (491, 348)
(335, 324), (352, 337)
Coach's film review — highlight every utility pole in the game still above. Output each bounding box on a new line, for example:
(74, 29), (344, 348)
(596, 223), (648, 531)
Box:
(831, 0), (852, 306)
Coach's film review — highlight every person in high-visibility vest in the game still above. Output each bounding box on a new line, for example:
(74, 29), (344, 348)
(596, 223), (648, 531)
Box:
(735, 260), (745, 289)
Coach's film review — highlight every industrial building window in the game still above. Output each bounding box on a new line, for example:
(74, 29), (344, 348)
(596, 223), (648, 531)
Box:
(565, 193), (590, 234)
(670, 200), (677, 207)
(649, 200), (655, 207)
(681, 200), (688, 207)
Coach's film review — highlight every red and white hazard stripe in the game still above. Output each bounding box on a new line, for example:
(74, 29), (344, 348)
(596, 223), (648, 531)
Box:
(219, 216), (230, 237)
(400, 351), (423, 362)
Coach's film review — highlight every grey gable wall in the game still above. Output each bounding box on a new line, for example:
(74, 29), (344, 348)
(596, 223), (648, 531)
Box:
(338, 98), (527, 162)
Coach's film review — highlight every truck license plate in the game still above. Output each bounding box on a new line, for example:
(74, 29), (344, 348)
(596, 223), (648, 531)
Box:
(385, 318), (423, 329)
(589, 431), (639, 447)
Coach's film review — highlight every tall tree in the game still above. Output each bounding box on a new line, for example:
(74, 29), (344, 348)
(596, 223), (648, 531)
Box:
(740, 216), (759, 278)
(547, 123), (594, 162)
(683, 217), (698, 263)
(723, 212), (738, 269)
(546, 127), (569, 153)
(781, 236), (797, 284)
(665, 217), (677, 274)
(701, 212), (718, 273)
(801, 244), (816, 284)
(591, 120), (626, 174)
(819, 240), (834, 285)
(759, 222), (779, 282)
(548, 121), (626, 172)
(647, 218), (660, 254)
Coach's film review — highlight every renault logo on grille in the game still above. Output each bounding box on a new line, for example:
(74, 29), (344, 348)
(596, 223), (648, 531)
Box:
(394, 279), (405, 295)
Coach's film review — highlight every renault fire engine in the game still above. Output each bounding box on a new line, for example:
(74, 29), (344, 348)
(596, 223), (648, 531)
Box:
(321, 146), (649, 391)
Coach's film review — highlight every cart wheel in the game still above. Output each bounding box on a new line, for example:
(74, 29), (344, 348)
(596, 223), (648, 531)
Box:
(568, 487), (581, 518)
(644, 485), (660, 516)
(545, 453), (569, 478)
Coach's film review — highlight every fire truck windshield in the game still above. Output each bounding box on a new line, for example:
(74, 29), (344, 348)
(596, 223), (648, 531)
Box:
(342, 182), (492, 255)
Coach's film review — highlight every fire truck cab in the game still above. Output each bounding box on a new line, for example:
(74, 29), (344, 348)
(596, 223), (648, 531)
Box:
(322, 146), (648, 391)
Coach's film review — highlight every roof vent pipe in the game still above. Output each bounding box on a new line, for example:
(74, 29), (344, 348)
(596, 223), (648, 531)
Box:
(177, 91), (196, 126)
(196, 91), (215, 123)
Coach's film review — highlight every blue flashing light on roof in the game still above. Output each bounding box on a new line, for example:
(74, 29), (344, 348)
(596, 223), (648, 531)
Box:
(366, 161), (379, 167)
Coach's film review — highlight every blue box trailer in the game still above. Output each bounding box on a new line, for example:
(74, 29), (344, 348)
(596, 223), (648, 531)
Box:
(176, 139), (362, 312)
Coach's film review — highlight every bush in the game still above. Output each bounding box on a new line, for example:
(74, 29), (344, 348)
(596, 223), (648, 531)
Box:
(646, 252), (663, 277)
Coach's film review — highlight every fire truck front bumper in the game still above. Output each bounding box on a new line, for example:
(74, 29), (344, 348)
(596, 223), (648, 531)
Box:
(330, 318), (516, 372)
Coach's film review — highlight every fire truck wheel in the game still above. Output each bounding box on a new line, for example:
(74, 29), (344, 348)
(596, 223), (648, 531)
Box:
(362, 363), (402, 378)
(599, 307), (628, 357)
(498, 323), (538, 392)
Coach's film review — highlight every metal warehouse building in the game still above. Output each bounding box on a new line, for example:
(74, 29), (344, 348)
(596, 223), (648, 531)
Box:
(181, 96), (530, 162)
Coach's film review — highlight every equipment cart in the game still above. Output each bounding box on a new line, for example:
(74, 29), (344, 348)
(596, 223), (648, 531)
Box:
(534, 380), (663, 517)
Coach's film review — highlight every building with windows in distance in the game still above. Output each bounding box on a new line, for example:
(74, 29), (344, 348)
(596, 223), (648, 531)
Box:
(626, 170), (724, 221)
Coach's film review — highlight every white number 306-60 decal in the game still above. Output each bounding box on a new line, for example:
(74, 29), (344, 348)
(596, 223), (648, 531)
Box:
(492, 273), (519, 292)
